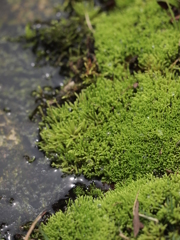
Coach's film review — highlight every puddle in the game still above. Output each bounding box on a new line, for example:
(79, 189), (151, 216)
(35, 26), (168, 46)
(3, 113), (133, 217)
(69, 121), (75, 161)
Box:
(0, 0), (92, 238)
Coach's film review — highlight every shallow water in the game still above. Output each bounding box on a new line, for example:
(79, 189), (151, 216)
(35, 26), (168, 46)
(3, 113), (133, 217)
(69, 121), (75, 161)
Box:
(0, 1), (91, 238)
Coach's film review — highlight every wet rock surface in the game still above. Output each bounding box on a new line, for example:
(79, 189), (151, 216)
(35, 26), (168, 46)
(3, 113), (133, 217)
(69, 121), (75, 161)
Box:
(0, 0), (91, 238)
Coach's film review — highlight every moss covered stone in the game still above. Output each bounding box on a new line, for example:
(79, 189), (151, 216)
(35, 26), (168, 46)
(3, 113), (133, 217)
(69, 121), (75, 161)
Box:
(42, 173), (180, 239)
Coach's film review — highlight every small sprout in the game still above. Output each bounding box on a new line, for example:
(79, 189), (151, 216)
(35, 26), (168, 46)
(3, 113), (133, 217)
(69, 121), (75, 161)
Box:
(23, 155), (36, 163)
(3, 107), (11, 113)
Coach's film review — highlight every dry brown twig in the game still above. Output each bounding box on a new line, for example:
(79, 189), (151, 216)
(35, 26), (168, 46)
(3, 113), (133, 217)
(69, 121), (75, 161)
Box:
(119, 230), (130, 240)
(170, 57), (180, 69)
(113, 201), (122, 206)
(24, 210), (46, 240)
(138, 213), (158, 224)
(85, 12), (95, 33)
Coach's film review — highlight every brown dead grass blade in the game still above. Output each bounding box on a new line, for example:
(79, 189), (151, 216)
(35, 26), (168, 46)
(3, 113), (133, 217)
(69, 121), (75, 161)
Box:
(133, 192), (144, 237)
(119, 230), (129, 240)
(24, 210), (46, 240)
(85, 12), (95, 33)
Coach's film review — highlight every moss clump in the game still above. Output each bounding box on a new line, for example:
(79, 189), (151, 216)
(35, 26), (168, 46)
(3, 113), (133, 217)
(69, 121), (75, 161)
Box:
(22, 1), (94, 76)
(73, 183), (104, 198)
(19, 0), (117, 81)
(39, 71), (180, 183)
(41, 173), (180, 239)
(38, 0), (180, 183)
(94, 0), (180, 79)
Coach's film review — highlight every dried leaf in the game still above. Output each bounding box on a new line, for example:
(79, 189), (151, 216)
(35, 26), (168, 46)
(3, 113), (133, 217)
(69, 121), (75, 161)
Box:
(176, 140), (180, 147)
(133, 82), (139, 89)
(171, 14), (180, 22)
(63, 81), (75, 92)
(159, 148), (162, 155)
(133, 193), (144, 237)
(165, 169), (174, 176)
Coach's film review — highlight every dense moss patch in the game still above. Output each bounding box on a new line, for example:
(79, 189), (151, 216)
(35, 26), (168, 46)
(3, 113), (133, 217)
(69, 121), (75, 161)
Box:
(94, 0), (180, 78)
(42, 173), (180, 239)
(39, 72), (180, 183)
(38, 0), (180, 183)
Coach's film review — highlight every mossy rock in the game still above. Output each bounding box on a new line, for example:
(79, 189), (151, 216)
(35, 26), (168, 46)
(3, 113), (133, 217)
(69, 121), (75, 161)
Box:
(41, 173), (180, 239)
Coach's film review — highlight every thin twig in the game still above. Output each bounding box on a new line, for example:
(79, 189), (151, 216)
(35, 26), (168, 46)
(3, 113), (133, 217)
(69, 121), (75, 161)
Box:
(138, 213), (159, 224)
(24, 211), (46, 240)
(113, 201), (122, 206)
(133, 192), (158, 223)
(85, 12), (95, 33)
(171, 15), (180, 22)
(119, 230), (129, 240)
(170, 57), (180, 68)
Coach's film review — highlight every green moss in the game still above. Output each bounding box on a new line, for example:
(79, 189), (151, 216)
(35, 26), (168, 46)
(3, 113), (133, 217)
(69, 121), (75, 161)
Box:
(20, 1), (93, 72)
(39, 71), (180, 183)
(93, 0), (180, 79)
(41, 173), (180, 239)
(38, 0), (180, 183)
(73, 183), (104, 198)
(17, 0), (114, 80)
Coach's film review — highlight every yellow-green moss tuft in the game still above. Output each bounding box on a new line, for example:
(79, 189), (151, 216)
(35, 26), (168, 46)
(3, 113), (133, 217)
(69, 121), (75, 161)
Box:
(42, 174), (180, 239)
(38, 0), (180, 183)
(93, 0), (180, 78)
(39, 72), (180, 183)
